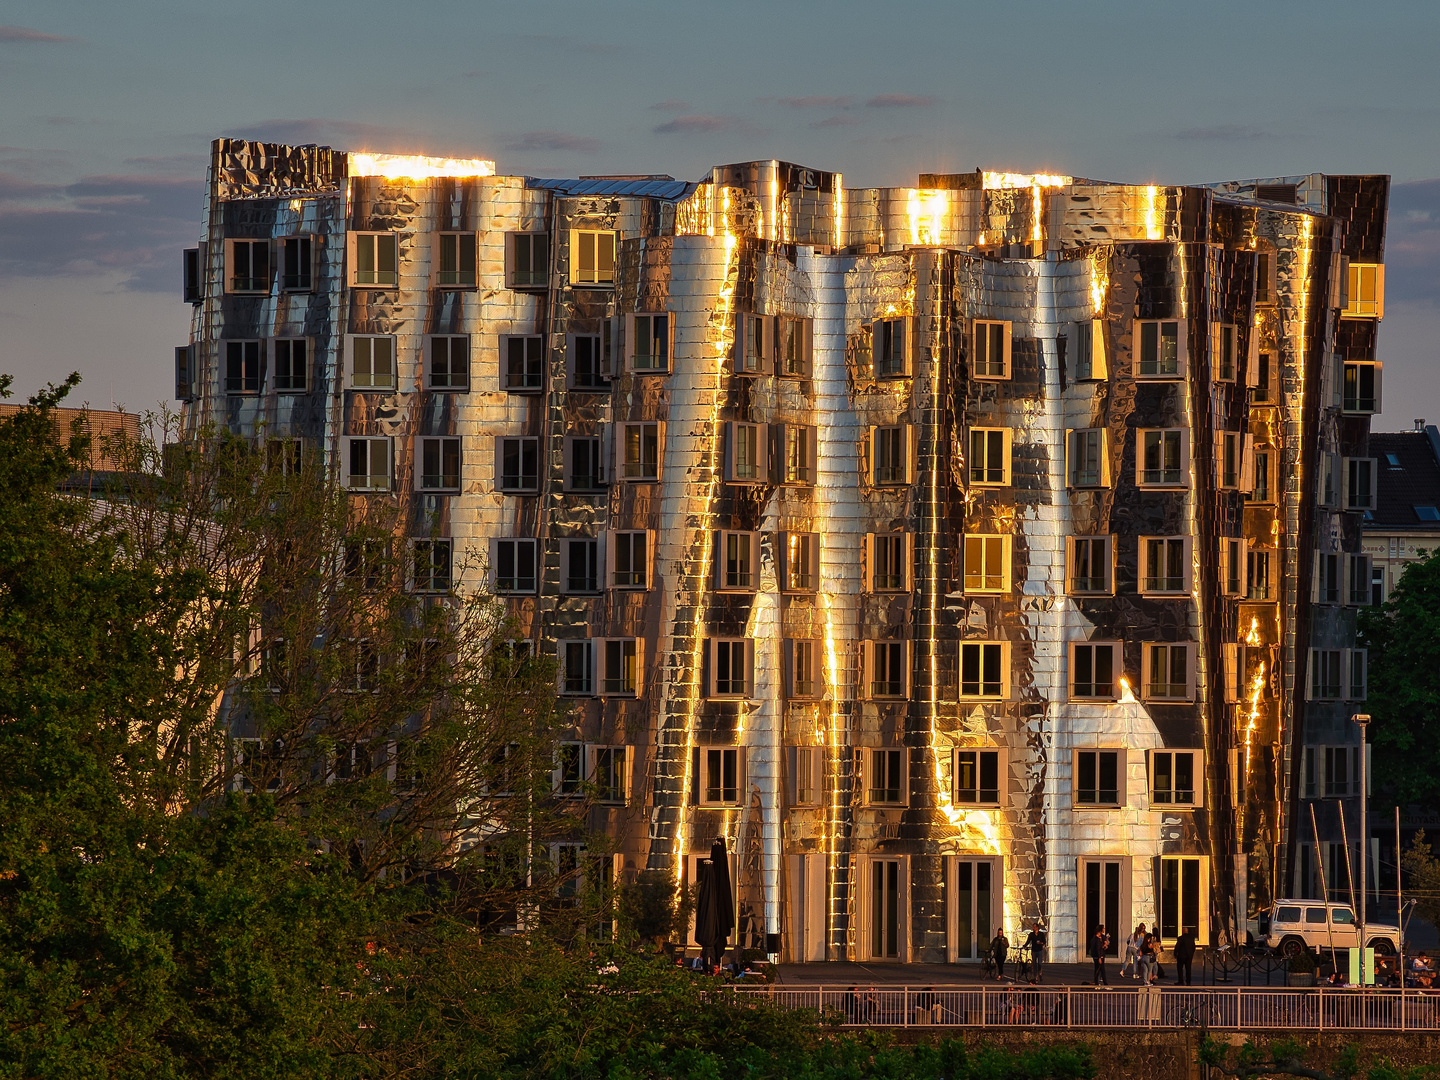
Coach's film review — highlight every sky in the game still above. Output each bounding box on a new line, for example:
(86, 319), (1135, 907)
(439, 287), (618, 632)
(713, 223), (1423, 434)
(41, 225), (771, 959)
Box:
(1, 0), (1438, 428)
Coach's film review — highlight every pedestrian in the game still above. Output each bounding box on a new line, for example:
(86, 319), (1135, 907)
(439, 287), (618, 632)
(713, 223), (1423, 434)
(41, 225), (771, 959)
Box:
(1138, 929), (1157, 984)
(1174, 926), (1196, 986)
(1023, 922), (1046, 983)
(990, 928), (1009, 980)
(1089, 924), (1110, 986)
(1121, 923), (1142, 979)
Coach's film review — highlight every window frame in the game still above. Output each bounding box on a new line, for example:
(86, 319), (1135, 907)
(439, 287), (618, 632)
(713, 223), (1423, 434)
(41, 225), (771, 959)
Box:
(224, 237), (271, 295)
(776, 315), (813, 377)
(967, 427), (1012, 487)
(1138, 535), (1193, 596)
(1073, 748), (1126, 808)
(1068, 640), (1121, 702)
(862, 639), (911, 700)
(863, 747), (908, 807)
(415, 435), (462, 493)
(1066, 428), (1110, 488)
(1157, 855), (1210, 946)
(560, 639), (595, 697)
(780, 531), (820, 594)
(707, 638), (755, 700)
(1340, 262), (1383, 319)
(501, 334), (545, 393)
(1133, 318), (1187, 379)
(495, 435), (541, 494)
(570, 229), (616, 288)
(1149, 749), (1203, 809)
(865, 531), (912, 593)
(347, 335), (397, 391)
(1344, 457), (1376, 512)
(342, 436), (392, 492)
(715, 530), (760, 592)
(786, 744), (823, 806)
(491, 537), (539, 595)
(224, 339), (263, 396)
(627, 312), (671, 373)
(1073, 318), (1108, 381)
(958, 640), (1009, 700)
(963, 534), (1011, 594)
(272, 337), (309, 393)
(1141, 642), (1196, 702)
(561, 537), (602, 594)
(1066, 535), (1115, 596)
(693, 746), (746, 807)
(410, 538), (454, 594)
(778, 424), (818, 485)
(724, 421), (767, 484)
(598, 637), (642, 697)
(562, 434), (608, 493)
(617, 420), (662, 481)
(435, 231), (477, 289)
(785, 638), (824, 700)
(972, 319), (1012, 380)
(426, 334), (470, 391)
(734, 313), (771, 375)
(1211, 322), (1239, 382)
(873, 316), (911, 378)
(869, 424), (914, 487)
(1221, 537), (1247, 598)
(952, 747), (1005, 807)
(588, 744), (630, 805)
(1136, 428), (1190, 488)
(607, 529), (653, 591)
(280, 234), (314, 293)
(1341, 360), (1382, 415)
(348, 231), (401, 288)
(506, 232), (550, 290)
(567, 326), (613, 389)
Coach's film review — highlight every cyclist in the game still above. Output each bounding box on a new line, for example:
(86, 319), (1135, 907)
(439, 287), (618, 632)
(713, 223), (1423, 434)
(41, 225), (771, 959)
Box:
(1022, 922), (1046, 984)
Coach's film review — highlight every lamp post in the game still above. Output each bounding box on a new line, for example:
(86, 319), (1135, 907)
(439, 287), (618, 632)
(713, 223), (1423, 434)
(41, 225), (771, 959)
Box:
(1354, 712), (1371, 979)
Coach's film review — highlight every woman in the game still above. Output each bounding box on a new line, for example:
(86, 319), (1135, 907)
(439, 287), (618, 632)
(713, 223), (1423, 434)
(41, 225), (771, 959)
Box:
(1121, 924), (1143, 980)
(1138, 929), (1158, 985)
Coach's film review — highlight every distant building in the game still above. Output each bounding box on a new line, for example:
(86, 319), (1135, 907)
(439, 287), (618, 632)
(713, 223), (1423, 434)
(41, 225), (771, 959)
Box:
(1362, 424), (1440, 603)
(177, 139), (1388, 962)
(0, 404), (142, 491)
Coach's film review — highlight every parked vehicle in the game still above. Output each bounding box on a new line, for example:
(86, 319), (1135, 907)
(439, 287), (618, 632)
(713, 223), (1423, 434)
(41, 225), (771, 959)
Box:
(1258, 901), (1399, 959)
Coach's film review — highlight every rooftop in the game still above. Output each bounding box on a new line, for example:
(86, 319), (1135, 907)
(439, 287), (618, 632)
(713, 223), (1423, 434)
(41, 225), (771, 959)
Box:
(1368, 426), (1440, 530)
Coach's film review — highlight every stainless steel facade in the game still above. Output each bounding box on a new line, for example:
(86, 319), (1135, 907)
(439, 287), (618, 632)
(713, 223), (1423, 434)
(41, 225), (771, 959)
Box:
(179, 140), (1388, 962)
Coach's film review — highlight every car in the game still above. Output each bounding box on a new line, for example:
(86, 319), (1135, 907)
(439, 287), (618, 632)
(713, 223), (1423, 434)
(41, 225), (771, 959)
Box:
(1259, 900), (1400, 959)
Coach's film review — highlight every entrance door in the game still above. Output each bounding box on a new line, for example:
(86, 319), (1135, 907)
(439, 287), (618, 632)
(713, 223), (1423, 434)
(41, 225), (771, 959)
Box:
(952, 859), (995, 960)
(870, 859), (902, 959)
(1081, 858), (1126, 956)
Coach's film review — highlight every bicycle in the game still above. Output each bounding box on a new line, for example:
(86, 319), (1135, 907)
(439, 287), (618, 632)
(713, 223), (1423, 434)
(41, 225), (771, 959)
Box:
(981, 951), (998, 981)
(1168, 1002), (1211, 1028)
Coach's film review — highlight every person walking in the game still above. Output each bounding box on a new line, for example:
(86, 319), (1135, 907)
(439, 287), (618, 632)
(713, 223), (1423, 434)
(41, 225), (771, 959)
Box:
(1121, 924), (1142, 980)
(989, 928), (1009, 981)
(1022, 922), (1046, 984)
(1138, 929), (1157, 984)
(1089, 924), (1110, 986)
(1174, 926), (1196, 986)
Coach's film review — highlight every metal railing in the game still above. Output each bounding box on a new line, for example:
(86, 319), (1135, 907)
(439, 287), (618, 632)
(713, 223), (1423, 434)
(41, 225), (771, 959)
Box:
(731, 985), (1440, 1031)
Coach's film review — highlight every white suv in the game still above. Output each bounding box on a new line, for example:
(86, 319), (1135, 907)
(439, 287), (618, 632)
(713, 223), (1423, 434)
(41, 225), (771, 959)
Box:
(1261, 900), (1400, 958)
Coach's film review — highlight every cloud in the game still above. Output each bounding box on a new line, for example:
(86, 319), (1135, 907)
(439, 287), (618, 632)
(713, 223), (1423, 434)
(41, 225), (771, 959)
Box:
(224, 118), (441, 153)
(653, 114), (732, 135)
(650, 100), (689, 112)
(1385, 178), (1440, 303)
(0, 25), (73, 43)
(500, 131), (601, 153)
(866, 94), (936, 108)
(780, 96), (854, 110)
(1174, 124), (1273, 142)
(811, 115), (860, 129)
(0, 172), (60, 200)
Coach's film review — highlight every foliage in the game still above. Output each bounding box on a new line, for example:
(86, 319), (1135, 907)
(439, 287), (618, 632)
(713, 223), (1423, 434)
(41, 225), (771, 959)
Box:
(1199, 1036), (1437, 1080)
(1289, 949), (1318, 974)
(1357, 549), (1440, 813)
(1399, 831), (1440, 934)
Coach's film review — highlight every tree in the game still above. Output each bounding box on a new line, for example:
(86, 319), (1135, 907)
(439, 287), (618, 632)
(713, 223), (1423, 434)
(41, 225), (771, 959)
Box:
(1400, 830), (1440, 933)
(1357, 549), (1440, 812)
(1199, 1036), (1436, 1080)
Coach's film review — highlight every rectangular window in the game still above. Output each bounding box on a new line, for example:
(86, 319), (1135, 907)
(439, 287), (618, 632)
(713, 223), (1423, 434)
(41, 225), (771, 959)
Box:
(1341, 262), (1383, 319)
(1256, 251), (1275, 305)
(561, 640), (594, 695)
(777, 316), (812, 376)
(736, 313), (770, 374)
(953, 748), (1002, 805)
(1345, 457), (1375, 511)
(786, 639), (821, 699)
(619, 421), (661, 480)
(1212, 323), (1238, 381)
(351, 233), (399, 287)
(609, 531), (650, 589)
(1251, 448), (1272, 502)
(555, 744), (584, 797)
(343, 539), (387, 591)
(411, 539), (453, 593)
(1158, 857), (1206, 944)
(599, 639), (640, 696)
(1222, 537), (1246, 597)
(272, 338), (308, 393)
(493, 538), (538, 594)
(349, 336), (396, 390)
(963, 535), (1010, 593)
(696, 747), (743, 805)
(509, 232), (549, 289)
(175, 345), (194, 401)
(1247, 547), (1272, 600)
(874, 317), (909, 377)
(281, 236), (312, 292)
(343, 437), (391, 491)
(1308, 649), (1344, 700)
(629, 313), (670, 372)
(710, 639), (753, 698)
(1138, 429), (1187, 486)
(866, 748), (905, 805)
(569, 327), (612, 388)
(1140, 536), (1190, 595)
(503, 335), (544, 392)
(968, 428), (1011, 486)
(780, 424), (817, 485)
(1347, 554), (1372, 606)
(870, 425), (912, 486)
(225, 340), (262, 395)
(787, 745), (822, 805)
(183, 247), (203, 304)
(868, 858), (903, 960)
(868, 532), (910, 592)
(1075, 749), (1123, 806)
(571, 229), (616, 286)
(563, 538), (600, 593)
(1073, 318), (1107, 380)
(1304, 745), (1362, 799)
(1070, 642), (1119, 701)
(1143, 643), (1194, 701)
(437, 232), (477, 287)
(1314, 552), (1341, 604)
(1068, 536), (1114, 595)
(226, 238), (270, 294)
(1136, 319), (1183, 378)
(1067, 428), (1108, 487)
(417, 436), (461, 492)
(716, 531), (757, 591)
(1342, 361), (1381, 414)
(497, 437), (540, 492)
(959, 641), (1006, 699)
(1217, 431), (1241, 489)
(1349, 649), (1367, 700)
(428, 335), (469, 390)
(781, 532), (819, 593)
(973, 320), (1011, 379)
(1151, 750), (1199, 807)
(867, 640), (908, 699)
(1251, 351), (1274, 403)
(265, 438), (303, 477)
(725, 422), (765, 483)
(591, 746), (628, 804)
(350, 639), (379, 693)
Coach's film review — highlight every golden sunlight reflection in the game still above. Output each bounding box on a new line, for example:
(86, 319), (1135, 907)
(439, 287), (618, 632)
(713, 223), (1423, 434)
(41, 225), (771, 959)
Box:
(350, 153), (495, 179)
(1118, 676), (1138, 704)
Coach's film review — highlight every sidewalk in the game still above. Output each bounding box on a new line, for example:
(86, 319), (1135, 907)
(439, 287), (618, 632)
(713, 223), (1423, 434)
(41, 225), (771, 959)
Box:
(773, 961), (1195, 988)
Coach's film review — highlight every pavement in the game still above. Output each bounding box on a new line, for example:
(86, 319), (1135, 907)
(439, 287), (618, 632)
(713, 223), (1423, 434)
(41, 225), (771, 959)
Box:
(772, 961), (1217, 988)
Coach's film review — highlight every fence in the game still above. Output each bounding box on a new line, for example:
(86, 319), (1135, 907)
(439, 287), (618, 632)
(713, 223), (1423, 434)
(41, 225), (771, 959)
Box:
(732, 986), (1440, 1031)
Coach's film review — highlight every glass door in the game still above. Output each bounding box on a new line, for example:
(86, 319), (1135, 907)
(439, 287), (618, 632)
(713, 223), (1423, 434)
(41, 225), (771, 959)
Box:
(953, 859), (993, 960)
(871, 859), (901, 959)
(1083, 860), (1122, 956)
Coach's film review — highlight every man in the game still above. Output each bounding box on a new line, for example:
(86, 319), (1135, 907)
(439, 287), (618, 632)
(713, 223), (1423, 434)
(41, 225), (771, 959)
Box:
(1022, 922), (1046, 984)
(1089, 924), (1110, 986)
(990, 928), (1009, 981)
(1174, 926), (1196, 986)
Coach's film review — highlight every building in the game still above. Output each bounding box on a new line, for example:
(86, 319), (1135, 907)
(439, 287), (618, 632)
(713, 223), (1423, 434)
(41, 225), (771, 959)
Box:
(1362, 423), (1440, 604)
(177, 139), (1388, 962)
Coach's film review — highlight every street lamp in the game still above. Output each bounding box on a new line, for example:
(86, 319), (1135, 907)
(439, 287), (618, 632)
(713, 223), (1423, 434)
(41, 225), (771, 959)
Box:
(1354, 712), (1371, 980)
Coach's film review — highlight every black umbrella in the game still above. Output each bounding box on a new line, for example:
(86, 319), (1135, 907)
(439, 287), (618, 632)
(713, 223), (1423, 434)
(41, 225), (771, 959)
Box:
(710, 837), (735, 961)
(694, 838), (735, 969)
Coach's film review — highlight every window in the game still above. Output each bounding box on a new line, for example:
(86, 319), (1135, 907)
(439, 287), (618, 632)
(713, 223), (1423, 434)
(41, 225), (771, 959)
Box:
(629, 313), (670, 372)
(561, 640), (594, 695)
(725, 422), (765, 483)
(959, 641), (1006, 699)
(349, 336), (396, 390)
(1341, 360), (1381, 414)
(1217, 431), (1242, 489)
(1067, 428), (1108, 487)
(562, 538), (600, 593)
(1143, 643), (1194, 701)
(503, 335), (544, 391)
(1075, 749), (1123, 806)
(1158, 857), (1207, 944)
(1212, 323), (1238, 381)
(509, 232), (549, 288)
(1073, 318), (1107, 380)
(1308, 649), (1364, 701)
(497, 437), (540, 493)
(1135, 319), (1184, 378)
(599, 638), (640, 696)
(1151, 750), (1199, 807)
(427, 335), (469, 390)
(972, 320), (1011, 379)
(1246, 547), (1272, 600)
(183, 247), (203, 304)
(866, 857), (904, 960)
(1319, 453), (1341, 508)
(709, 639), (753, 698)
(1067, 536), (1113, 595)
(1256, 251), (1275, 305)
(609, 530), (650, 589)
(716, 531), (757, 591)
(1138, 429), (1187, 486)
(1314, 552), (1341, 604)
(1347, 554), (1372, 606)
(1345, 457), (1375, 511)
(225, 340), (262, 394)
(266, 438), (303, 477)
(350, 233), (399, 287)
(865, 748), (906, 805)
(1069, 642), (1119, 701)
(865, 640), (909, 699)
(867, 532), (910, 592)
(1303, 745), (1362, 798)
(1221, 537), (1246, 597)
(735, 313), (769, 374)
(591, 746), (628, 804)
(1349, 649), (1367, 700)
(343, 538), (387, 591)
(554, 743), (584, 797)
(1140, 536), (1190, 595)
(1251, 351), (1274, 403)
(777, 316), (811, 376)
(411, 539), (453, 593)
(436, 232), (476, 287)
(1251, 448), (1272, 502)
(417, 436), (461, 492)
(963, 535), (1010, 593)
(953, 748), (1003, 805)
(779, 424), (817, 484)
(273, 338), (308, 392)
(175, 345), (195, 401)
(874, 318), (909, 377)
(281, 236), (312, 292)
(349, 638), (379, 693)
(493, 538), (538, 594)
(571, 229), (616, 286)
(343, 437), (391, 491)
(786, 745), (822, 805)
(569, 327), (612, 388)
(1417, 506), (1440, 521)
(619, 421), (661, 480)
(786, 639), (822, 699)
(226, 238), (270, 294)
(558, 435), (602, 492)
(694, 747), (744, 805)
(1341, 262), (1383, 319)
(870, 425), (912, 486)
(968, 428), (1011, 486)
(781, 532), (819, 593)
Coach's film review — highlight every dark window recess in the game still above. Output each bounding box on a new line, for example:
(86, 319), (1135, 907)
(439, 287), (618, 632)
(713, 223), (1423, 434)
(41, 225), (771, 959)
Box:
(413, 539), (453, 592)
(225, 340), (261, 394)
(1256, 184), (1298, 205)
(612, 532), (647, 588)
(175, 345), (194, 400)
(1077, 750), (1120, 805)
(513, 233), (549, 288)
(438, 234), (476, 287)
(419, 437), (461, 491)
(273, 339), (307, 392)
(505, 336), (544, 391)
(568, 438), (605, 491)
(572, 331), (610, 387)
(281, 237), (312, 291)
(955, 749), (1000, 804)
(499, 438), (539, 491)
(183, 248), (203, 303)
(565, 539), (599, 593)
(495, 539), (537, 593)
(430, 336), (469, 390)
(229, 240), (270, 292)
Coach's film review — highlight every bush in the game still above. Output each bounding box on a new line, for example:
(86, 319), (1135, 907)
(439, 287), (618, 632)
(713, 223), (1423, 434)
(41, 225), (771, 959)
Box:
(1289, 950), (1318, 974)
